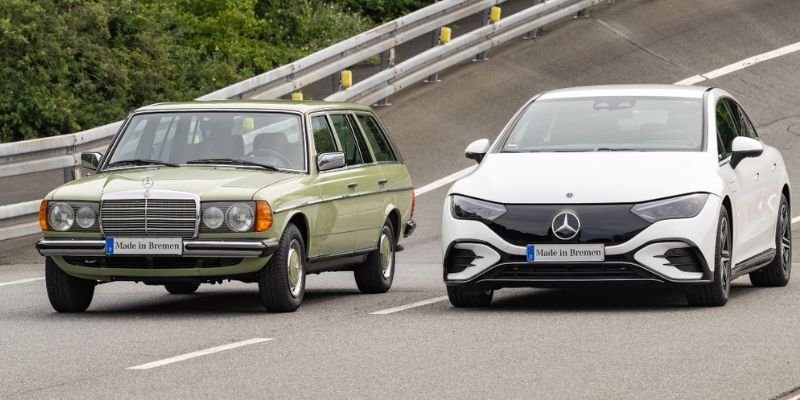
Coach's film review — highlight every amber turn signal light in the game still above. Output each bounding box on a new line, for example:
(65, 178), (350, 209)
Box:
(39, 200), (48, 232)
(256, 200), (272, 232)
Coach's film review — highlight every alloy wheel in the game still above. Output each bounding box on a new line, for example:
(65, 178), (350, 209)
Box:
(719, 217), (732, 297)
(287, 239), (304, 298)
(379, 231), (394, 279)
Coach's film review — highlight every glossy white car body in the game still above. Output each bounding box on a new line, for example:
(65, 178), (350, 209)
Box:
(442, 85), (791, 306)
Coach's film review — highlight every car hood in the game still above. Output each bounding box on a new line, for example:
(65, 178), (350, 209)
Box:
(50, 166), (300, 202)
(450, 152), (722, 204)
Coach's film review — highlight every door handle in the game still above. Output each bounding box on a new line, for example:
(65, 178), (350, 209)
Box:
(377, 178), (389, 185)
(754, 172), (759, 180)
(772, 163), (777, 171)
(347, 182), (359, 189)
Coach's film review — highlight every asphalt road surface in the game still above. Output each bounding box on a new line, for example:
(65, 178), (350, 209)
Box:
(2, 0), (800, 398)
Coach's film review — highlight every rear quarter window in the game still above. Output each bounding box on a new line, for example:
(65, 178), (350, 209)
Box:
(357, 115), (397, 162)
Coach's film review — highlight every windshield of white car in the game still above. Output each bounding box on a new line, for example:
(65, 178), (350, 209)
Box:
(502, 97), (703, 152)
(105, 111), (305, 171)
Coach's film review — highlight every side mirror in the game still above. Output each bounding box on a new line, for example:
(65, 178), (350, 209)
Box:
(80, 152), (103, 173)
(465, 138), (491, 163)
(317, 152), (346, 172)
(730, 137), (763, 168)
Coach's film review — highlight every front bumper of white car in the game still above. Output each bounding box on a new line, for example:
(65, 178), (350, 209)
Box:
(441, 194), (722, 288)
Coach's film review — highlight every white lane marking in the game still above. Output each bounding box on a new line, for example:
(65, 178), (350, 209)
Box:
(793, 216), (800, 225)
(370, 296), (448, 315)
(675, 41), (800, 85)
(0, 277), (44, 288)
(785, 390), (800, 400)
(127, 338), (273, 370)
(415, 166), (476, 196)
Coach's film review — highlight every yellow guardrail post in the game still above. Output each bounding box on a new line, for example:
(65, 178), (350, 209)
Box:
(341, 70), (353, 89)
(291, 92), (303, 101)
(490, 6), (502, 23)
(440, 27), (452, 44)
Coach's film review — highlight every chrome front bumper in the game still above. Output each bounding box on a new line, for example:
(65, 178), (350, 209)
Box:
(36, 238), (280, 258)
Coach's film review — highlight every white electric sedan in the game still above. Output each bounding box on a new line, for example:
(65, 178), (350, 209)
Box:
(442, 85), (792, 307)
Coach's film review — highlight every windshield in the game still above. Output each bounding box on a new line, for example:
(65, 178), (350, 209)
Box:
(106, 111), (306, 171)
(502, 97), (703, 152)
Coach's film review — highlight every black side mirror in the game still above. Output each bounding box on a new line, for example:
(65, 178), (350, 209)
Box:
(730, 137), (763, 168)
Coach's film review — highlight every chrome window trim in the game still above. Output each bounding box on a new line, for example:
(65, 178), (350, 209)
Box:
(99, 109), (308, 174)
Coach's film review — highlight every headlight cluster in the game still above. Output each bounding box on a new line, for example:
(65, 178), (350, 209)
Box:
(202, 201), (272, 232)
(451, 195), (507, 222)
(631, 193), (709, 223)
(42, 201), (99, 232)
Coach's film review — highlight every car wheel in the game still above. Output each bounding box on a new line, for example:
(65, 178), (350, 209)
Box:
(258, 224), (306, 312)
(447, 286), (493, 308)
(750, 194), (792, 287)
(45, 257), (95, 313)
(354, 220), (396, 294)
(686, 206), (732, 307)
(164, 282), (200, 295)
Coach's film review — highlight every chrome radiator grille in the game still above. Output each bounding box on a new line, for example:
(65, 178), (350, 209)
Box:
(100, 199), (198, 239)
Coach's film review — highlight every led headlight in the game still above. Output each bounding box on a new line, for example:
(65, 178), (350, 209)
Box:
(203, 207), (225, 229)
(226, 203), (255, 232)
(631, 193), (709, 223)
(48, 202), (74, 231)
(451, 195), (507, 221)
(75, 206), (96, 229)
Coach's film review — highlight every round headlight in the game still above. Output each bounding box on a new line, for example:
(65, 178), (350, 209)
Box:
(203, 207), (225, 230)
(226, 203), (254, 232)
(75, 207), (96, 229)
(48, 203), (74, 231)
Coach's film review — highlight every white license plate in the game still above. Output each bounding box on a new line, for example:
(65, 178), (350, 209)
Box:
(105, 237), (183, 256)
(526, 244), (605, 262)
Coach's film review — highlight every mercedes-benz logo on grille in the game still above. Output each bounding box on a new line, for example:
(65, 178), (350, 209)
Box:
(552, 211), (580, 240)
(142, 176), (154, 189)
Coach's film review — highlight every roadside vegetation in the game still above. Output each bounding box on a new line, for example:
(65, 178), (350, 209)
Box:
(0, 0), (434, 143)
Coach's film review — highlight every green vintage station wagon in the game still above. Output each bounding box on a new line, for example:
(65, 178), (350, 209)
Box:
(37, 101), (416, 313)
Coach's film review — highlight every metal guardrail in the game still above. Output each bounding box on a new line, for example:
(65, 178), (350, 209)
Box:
(0, 0), (607, 241)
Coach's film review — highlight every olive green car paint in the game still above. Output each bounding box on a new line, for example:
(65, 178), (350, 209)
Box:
(38, 101), (415, 283)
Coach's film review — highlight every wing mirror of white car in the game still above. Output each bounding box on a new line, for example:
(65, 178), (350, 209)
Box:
(317, 152), (346, 172)
(730, 136), (764, 168)
(465, 139), (491, 163)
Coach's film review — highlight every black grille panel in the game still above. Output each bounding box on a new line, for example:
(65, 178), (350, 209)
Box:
(64, 256), (241, 269)
(101, 198), (197, 239)
(445, 248), (478, 274)
(490, 263), (650, 280)
(487, 204), (651, 246)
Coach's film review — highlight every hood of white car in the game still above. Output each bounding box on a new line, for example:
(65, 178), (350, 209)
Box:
(450, 152), (722, 204)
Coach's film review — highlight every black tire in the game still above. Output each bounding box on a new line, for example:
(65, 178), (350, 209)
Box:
(750, 194), (792, 287)
(687, 206), (732, 307)
(258, 224), (306, 312)
(354, 221), (396, 294)
(447, 286), (493, 308)
(45, 257), (95, 313)
(164, 282), (200, 295)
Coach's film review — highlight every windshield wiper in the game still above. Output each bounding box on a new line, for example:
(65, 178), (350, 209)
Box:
(186, 158), (279, 171)
(595, 148), (641, 152)
(105, 159), (179, 168)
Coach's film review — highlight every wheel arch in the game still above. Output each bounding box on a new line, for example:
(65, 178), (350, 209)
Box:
(782, 184), (791, 209)
(284, 211), (310, 256)
(385, 206), (402, 244)
(721, 195), (733, 241)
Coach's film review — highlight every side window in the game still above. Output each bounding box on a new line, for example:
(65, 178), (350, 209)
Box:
(734, 103), (758, 139)
(715, 99), (738, 159)
(357, 114), (397, 162)
(311, 116), (337, 155)
(330, 114), (364, 166)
